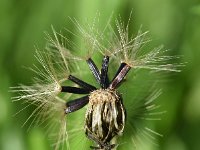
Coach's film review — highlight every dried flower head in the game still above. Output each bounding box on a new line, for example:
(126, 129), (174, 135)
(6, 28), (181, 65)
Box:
(11, 15), (181, 150)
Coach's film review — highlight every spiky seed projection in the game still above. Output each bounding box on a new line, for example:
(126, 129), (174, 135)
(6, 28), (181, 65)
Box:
(11, 15), (181, 150)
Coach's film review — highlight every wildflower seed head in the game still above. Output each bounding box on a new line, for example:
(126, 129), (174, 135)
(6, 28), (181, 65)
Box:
(85, 89), (126, 148)
(11, 15), (182, 150)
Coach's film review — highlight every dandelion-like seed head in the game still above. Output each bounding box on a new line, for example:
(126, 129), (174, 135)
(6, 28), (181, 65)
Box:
(11, 15), (181, 150)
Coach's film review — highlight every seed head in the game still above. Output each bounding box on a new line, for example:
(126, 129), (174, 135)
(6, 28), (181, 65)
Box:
(11, 15), (182, 150)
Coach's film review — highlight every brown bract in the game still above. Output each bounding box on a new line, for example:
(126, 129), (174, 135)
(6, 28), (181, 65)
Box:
(85, 89), (126, 149)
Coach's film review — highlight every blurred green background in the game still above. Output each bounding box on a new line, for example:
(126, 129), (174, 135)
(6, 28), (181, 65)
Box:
(1, 0), (200, 150)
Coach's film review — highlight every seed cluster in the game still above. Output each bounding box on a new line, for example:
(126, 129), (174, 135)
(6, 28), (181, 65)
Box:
(60, 56), (130, 149)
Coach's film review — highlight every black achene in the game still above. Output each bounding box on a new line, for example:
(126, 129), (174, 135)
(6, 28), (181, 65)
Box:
(61, 56), (131, 150)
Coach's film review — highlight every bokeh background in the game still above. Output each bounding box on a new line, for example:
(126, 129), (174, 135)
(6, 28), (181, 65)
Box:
(1, 0), (200, 150)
